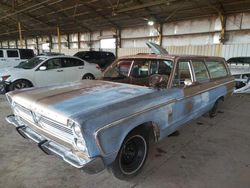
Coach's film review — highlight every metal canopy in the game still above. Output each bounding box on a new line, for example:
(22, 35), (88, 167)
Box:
(0, 0), (250, 40)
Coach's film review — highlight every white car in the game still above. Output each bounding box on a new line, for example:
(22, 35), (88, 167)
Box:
(0, 55), (102, 92)
(0, 48), (35, 68)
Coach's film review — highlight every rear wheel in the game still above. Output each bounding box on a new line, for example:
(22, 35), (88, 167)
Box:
(109, 130), (148, 180)
(209, 98), (223, 118)
(9, 80), (32, 91)
(82, 74), (95, 80)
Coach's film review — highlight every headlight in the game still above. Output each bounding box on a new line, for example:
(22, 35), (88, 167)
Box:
(2, 75), (10, 81)
(68, 119), (83, 138)
(74, 138), (87, 152)
(5, 94), (13, 105)
(68, 119), (88, 153)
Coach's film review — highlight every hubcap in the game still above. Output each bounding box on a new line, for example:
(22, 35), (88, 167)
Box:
(14, 82), (28, 90)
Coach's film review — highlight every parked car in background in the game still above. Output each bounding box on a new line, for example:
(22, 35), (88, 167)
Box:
(0, 55), (102, 93)
(38, 52), (65, 56)
(74, 51), (115, 70)
(5, 42), (235, 180)
(227, 57), (250, 92)
(0, 48), (34, 68)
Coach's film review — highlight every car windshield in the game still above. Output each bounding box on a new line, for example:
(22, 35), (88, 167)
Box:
(15, 57), (46, 69)
(104, 60), (133, 78)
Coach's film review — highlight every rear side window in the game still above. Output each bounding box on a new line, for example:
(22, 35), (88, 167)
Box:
(0, 50), (3, 58)
(191, 60), (209, 82)
(44, 58), (62, 70)
(19, 49), (34, 59)
(7, 50), (18, 58)
(61, 58), (84, 67)
(205, 60), (227, 78)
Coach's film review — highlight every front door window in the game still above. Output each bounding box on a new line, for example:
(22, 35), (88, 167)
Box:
(173, 60), (193, 87)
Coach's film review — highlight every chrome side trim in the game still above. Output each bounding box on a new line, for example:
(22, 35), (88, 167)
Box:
(177, 79), (235, 100)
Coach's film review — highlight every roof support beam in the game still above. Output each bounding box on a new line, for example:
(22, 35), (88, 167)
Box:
(82, 2), (120, 29)
(116, 0), (176, 13)
(34, 0), (92, 32)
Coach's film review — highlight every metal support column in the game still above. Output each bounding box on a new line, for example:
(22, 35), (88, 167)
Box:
(77, 32), (81, 49)
(159, 23), (163, 46)
(49, 35), (53, 52)
(35, 36), (39, 54)
(115, 29), (121, 57)
(57, 26), (61, 53)
(7, 40), (10, 48)
(67, 33), (70, 49)
(18, 22), (23, 48)
(219, 12), (226, 44)
(25, 39), (28, 49)
(15, 40), (18, 48)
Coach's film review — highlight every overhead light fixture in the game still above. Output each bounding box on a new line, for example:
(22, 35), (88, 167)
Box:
(148, 20), (154, 26)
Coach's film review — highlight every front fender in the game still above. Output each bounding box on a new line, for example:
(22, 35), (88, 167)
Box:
(94, 104), (173, 165)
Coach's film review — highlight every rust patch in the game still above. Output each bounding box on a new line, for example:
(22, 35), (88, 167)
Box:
(185, 101), (193, 112)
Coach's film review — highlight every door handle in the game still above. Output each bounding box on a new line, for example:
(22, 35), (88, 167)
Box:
(57, 70), (63, 72)
(78, 67), (84, 69)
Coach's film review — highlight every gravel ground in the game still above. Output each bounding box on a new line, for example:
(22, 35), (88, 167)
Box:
(0, 94), (250, 188)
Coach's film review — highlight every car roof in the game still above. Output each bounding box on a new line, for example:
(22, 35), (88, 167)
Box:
(118, 53), (224, 61)
(0, 48), (33, 50)
(36, 55), (81, 59)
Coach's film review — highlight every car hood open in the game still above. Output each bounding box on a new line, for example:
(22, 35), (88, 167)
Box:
(146, 41), (169, 55)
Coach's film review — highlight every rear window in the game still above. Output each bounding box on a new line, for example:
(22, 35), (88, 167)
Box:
(7, 50), (18, 58)
(19, 49), (34, 59)
(0, 50), (3, 58)
(205, 60), (227, 78)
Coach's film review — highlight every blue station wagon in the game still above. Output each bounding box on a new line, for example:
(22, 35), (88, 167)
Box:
(5, 43), (235, 180)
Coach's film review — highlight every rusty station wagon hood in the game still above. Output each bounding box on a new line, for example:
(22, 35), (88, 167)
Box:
(7, 80), (158, 124)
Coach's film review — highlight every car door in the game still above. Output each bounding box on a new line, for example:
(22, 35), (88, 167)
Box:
(62, 57), (85, 82)
(170, 59), (204, 126)
(34, 58), (65, 86)
(6, 49), (21, 67)
(0, 50), (6, 68)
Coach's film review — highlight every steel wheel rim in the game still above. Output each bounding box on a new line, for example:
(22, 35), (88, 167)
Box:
(14, 82), (28, 90)
(119, 135), (147, 175)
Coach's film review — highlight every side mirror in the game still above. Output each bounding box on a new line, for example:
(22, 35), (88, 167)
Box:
(39, 66), (47, 71)
(149, 74), (169, 88)
(184, 79), (193, 86)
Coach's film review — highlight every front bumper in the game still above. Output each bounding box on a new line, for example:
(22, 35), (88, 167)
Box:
(6, 114), (105, 174)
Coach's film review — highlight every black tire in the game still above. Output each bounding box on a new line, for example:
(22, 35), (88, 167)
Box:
(9, 80), (32, 91)
(109, 130), (149, 180)
(82, 74), (95, 80)
(209, 98), (223, 118)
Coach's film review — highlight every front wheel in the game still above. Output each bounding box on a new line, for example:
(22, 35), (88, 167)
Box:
(9, 80), (32, 91)
(109, 130), (148, 180)
(82, 74), (95, 80)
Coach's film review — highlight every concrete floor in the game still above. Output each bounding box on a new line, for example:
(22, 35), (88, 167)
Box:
(0, 94), (250, 188)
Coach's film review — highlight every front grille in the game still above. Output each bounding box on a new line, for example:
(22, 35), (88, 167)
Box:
(14, 103), (73, 138)
(40, 116), (73, 135)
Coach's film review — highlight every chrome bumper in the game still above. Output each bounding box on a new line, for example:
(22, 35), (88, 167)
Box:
(6, 114), (105, 174)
